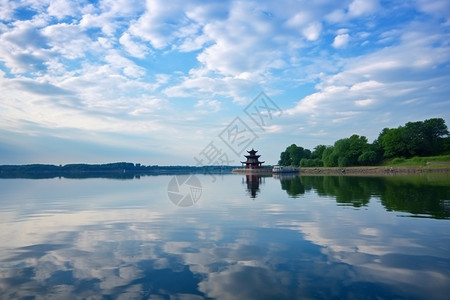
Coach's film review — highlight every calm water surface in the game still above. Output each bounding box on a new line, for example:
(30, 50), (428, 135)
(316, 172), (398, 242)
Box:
(0, 174), (449, 299)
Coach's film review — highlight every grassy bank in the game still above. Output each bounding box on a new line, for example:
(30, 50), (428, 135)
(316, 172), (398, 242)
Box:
(299, 155), (450, 175)
(383, 155), (450, 167)
(299, 165), (450, 175)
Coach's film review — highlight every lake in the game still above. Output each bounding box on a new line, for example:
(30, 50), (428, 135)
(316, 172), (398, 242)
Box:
(0, 174), (449, 299)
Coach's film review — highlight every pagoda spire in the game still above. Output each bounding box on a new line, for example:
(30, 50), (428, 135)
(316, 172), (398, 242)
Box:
(240, 148), (265, 169)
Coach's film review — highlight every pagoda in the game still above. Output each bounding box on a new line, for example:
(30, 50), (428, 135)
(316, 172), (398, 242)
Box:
(241, 148), (265, 169)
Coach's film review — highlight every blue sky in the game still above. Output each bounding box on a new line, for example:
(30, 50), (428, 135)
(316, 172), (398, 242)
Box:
(1, 0), (449, 165)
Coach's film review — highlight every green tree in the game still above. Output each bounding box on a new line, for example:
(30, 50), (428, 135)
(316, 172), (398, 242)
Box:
(379, 118), (449, 158)
(300, 158), (323, 167)
(329, 134), (369, 167)
(279, 144), (311, 167)
(322, 146), (337, 167)
(404, 121), (427, 156)
(311, 145), (326, 159)
(278, 150), (292, 166)
(358, 151), (377, 165)
(443, 137), (450, 153)
(280, 118), (448, 166)
(288, 144), (302, 166)
(378, 127), (408, 158)
(422, 118), (449, 155)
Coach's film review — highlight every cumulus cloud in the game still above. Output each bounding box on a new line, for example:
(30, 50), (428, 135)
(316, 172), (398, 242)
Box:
(302, 22), (322, 41)
(47, 0), (77, 19)
(286, 21), (450, 142)
(128, 0), (196, 49)
(104, 51), (146, 78)
(348, 0), (380, 17)
(0, 0), (17, 20)
(119, 32), (149, 58)
(0, 21), (49, 73)
(332, 33), (350, 48)
(41, 23), (93, 59)
(0, 0), (449, 162)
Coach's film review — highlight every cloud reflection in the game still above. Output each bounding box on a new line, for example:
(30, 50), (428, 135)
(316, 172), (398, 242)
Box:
(0, 175), (449, 299)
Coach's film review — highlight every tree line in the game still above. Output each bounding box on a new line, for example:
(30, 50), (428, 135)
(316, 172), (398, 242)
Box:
(0, 163), (235, 179)
(278, 118), (450, 167)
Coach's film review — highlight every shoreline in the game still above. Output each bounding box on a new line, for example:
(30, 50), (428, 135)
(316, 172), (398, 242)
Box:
(299, 165), (450, 175)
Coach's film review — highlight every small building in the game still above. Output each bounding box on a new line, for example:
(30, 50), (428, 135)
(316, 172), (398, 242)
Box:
(272, 165), (299, 173)
(240, 149), (265, 169)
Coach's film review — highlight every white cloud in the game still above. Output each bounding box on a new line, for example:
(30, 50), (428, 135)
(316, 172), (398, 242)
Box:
(348, 0), (380, 17)
(0, 76), (169, 138)
(332, 33), (350, 48)
(178, 34), (209, 52)
(285, 11), (311, 27)
(415, 0), (450, 21)
(355, 99), (373, 107)
(195, 99), (221, 112)
(41, 23), (93, 59)
(119, 32), (149, 58)
(195, 1), (281, 77)
(264, 124), (283, 133)
(78, 0), (144, 37)
(286, 20), (450, 143)
(0, 22), (49, 73)
(302, 22), (322, 41)
(0, 0), (18, 20)
(128, 0), (195, 49)
(350, 80), (383, 92)
(104, 51), (146, 78)
(128, 96), (168, 116)
(47, 0), (76, 19)
(0, 0), (449, 163)
(286, 85), (349, 115)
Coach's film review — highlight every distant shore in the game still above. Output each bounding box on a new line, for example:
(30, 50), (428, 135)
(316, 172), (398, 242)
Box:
(0, 163), (236, 179)
(1, 163), (450, 179)
(299, 165), (450, 175)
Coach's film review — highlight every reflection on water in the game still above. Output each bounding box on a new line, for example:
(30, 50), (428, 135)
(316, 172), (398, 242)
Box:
(242, 175), (267, 198)
(277, 174), (450, 219)
(0, 175), (449, 299)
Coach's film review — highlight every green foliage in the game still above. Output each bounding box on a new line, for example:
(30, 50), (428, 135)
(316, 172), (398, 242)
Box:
(357, 151), (377, 165)
(278, 150), (292, 166)
(322, 135), (371, 167)
(278, 144), (311, 167)
(443, 137), (450, 153)
(311, 145), (326, 159)
(322, 146), (337, 167)
(384, 155), (450, 166)
(378, 118), (449, 158)
(300, 158), (323, 167)
(378, 128), (406, 158)
(389, 157), (406, 165)
(281, 118), (449, 168)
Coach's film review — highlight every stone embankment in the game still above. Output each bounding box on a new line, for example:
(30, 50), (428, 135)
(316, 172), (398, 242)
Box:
(299, 165), (450, 175)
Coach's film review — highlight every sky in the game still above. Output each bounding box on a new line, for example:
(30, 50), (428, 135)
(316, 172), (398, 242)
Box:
(0, 0), (449, 166)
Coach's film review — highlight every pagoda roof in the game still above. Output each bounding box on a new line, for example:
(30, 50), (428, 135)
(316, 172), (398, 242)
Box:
(241, 148), (265, 167)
